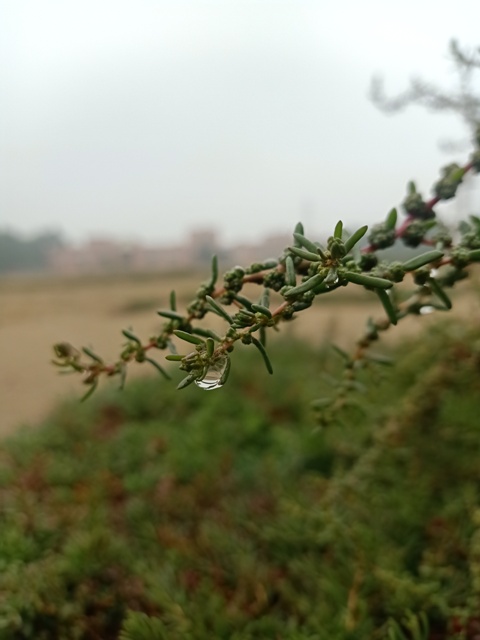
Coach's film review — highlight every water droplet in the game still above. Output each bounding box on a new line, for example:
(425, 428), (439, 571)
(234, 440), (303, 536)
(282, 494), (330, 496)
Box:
(325, 276), (339, 289)
(430, 268), (439, 278)
(195, 354), (229, 391)
(419, 305), (435, 315)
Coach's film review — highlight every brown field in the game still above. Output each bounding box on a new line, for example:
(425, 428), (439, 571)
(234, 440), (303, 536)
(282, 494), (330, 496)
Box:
(1, 270), (479, 436)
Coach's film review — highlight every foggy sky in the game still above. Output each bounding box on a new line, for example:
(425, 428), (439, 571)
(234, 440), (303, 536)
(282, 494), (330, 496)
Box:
(1, 0), (479, 246)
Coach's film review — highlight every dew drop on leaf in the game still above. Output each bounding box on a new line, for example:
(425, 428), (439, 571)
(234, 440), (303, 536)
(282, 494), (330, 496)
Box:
(419, 305), (435, 315)
(326, 276), (339, 289)
(195, 354), (229, 391)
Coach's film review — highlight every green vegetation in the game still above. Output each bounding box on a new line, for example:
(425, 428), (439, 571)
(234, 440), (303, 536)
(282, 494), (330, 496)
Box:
(3, 322), (480, 638)
(7, 39), (480, 640)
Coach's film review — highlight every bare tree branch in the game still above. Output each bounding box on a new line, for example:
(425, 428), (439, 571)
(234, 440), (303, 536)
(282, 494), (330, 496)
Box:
(370, 40), (480, 135)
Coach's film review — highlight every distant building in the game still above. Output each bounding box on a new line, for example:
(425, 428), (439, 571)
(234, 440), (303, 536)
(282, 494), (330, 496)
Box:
(46, 229), (292, 276)
(228, 233), (291, 266)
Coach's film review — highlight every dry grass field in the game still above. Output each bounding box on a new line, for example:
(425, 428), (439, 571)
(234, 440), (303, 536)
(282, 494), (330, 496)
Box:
(1, 269), (479, 436)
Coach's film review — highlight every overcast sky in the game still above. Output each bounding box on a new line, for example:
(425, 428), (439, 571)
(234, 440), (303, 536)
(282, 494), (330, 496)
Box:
(1, 0), (479, 247)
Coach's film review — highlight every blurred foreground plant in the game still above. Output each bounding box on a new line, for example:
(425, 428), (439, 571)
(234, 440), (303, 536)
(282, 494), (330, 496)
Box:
(53, 42), (480, 421)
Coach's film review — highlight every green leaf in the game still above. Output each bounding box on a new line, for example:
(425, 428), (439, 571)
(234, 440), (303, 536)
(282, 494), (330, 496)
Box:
(292, 233), (326, 258)
(191, 327), (222, 341)
(233, 293), (254, 310)
(232, 309), (255, 327)
(451, 166), (466, 182)
(376, 289), (398, 325)
(294, 221), (304, 237)
(429, 277), (452, 309)
(80, 380), (98, 402)
(284, 272), (326, 297)
(119, 365), (127, 390)
(144, 357), (171, 379)
(251, 303), (272, 318)
(385, 207), (398, 230)
(285, 255), (296, 285)
(169, 290), (177, 311)
(259, 325), (267, 347)
(206, 337), (215, 358)
(173, 330), (205, 345)
(292, 300), (313, 311)
(251, 337), (273, 374)
(205, 295), (234, 324)
(344, 225), (368, 253)
(260, 288), (270, 309)
(177, 374), (196, 390)
(165, 354), (185, 361)
(122, 329), (142, 345)
(345, 272), (393, 289)
(402, 250), (444, 271)
(209, 254), (218, 287)
(468, 248), (480, 261)
(288, 246), (323, 262)
(324, 268), (338, 285)
(157, 309), (185, 321)
(334, 220), (343, 238)
(82, 347), (104, 363)
(423, 219), (438, 231)
(260, 259), (278, 269)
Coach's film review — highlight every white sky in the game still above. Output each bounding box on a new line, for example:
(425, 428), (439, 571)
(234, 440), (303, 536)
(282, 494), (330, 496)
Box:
(1, 0), (479, 246)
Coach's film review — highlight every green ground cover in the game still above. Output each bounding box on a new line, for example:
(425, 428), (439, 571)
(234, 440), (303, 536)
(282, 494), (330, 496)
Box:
(1, 323), (480, 639)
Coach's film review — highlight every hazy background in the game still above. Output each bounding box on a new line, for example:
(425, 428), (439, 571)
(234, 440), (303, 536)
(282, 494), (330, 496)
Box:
(1, 0), (480, 247)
